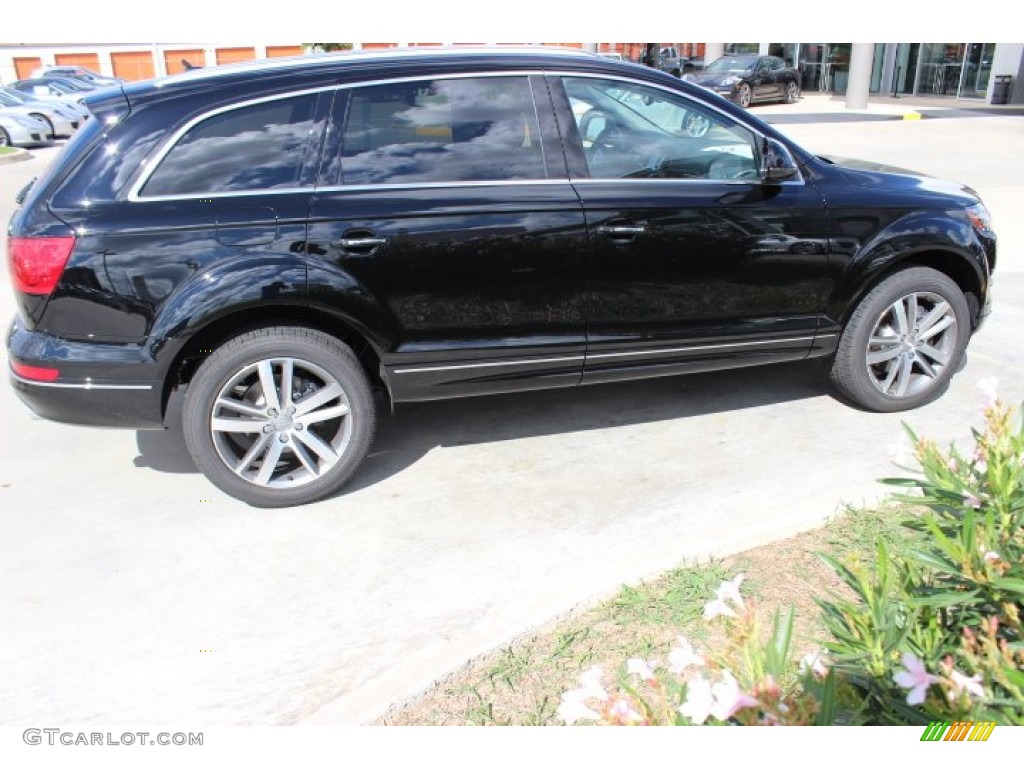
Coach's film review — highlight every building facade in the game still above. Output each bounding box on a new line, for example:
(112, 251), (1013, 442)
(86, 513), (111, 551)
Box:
(2, 41), (1021, 104)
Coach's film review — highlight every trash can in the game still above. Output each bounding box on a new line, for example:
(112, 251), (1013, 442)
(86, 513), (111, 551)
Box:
(992, 75), (1012, 105)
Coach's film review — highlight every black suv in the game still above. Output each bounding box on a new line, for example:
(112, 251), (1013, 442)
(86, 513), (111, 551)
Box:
(6, 48), (996, 507)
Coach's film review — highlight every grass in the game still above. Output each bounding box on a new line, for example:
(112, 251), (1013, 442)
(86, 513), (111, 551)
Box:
(381, 501), (923, 726)
(0, 146), (17, 155)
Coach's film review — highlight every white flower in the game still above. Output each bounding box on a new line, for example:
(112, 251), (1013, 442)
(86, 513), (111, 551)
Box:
(667, 636), (705, 674)
(983, 550), (1000, 563)
(557, 665), (609, 725)
(977, 376), (999, 408)
(799, 651), (829, 679)
(608, 696), (645, 724)
(963, 491), (983, 509)
(893, 652), (939, 706)
(709, 671), (760, 721)
(949, 669), (985, 700)
(679, 675), (715, 724)
(704, 575), (745, 620)
(626, 657), (656, 680)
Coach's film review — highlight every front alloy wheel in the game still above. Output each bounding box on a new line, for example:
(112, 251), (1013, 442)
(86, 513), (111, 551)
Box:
(829, 267), (970, 412)
(736, 83), (752, 108)
(184, 327), (376, 507)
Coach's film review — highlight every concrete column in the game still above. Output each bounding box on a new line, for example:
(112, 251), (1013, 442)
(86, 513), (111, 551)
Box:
(152, 43), (167, 77)
(254, 44), (268, 60)
(584, 43), (598, 52)
(845, 42), (874, 109)
(758, 42), (770, 55)
(704, 43), (724, 65)
(96, 49), (114, 77)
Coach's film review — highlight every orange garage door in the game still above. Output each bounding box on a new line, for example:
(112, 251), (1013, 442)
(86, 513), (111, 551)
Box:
(14, 57), (42, 79)
(266, 46), (303, 58)
(111, 51), (155, 81)
(215, 47), (256, 65)
(54, 53), (101, 72)
(164, 49), (205, 75)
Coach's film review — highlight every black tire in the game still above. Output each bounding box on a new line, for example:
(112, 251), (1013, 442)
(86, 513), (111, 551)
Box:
(0, 127), (10, 147)
(736, 83), (752, 108)
(784, 81), (800, 104)
(183, 327), (376, 507)
(829, 267), (970, 412)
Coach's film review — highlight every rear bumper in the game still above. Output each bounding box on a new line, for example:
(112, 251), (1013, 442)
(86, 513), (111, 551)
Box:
(7, 316), (165, 428)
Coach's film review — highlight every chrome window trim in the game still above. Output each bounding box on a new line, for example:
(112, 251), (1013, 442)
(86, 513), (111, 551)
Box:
(547, 70), (805, 186)
(11, 373), (154, 390)
(314, 179), (572, 194)
(127, 85), (335, 202)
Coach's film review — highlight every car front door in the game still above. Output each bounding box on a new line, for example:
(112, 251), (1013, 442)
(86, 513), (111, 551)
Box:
(752, 58), (777, 100)
(306, 73), (588, 402)
(551, 74), (832, 385)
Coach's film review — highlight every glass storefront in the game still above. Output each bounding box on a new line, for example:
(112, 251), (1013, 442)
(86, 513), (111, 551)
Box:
(724, 43), (759, 54)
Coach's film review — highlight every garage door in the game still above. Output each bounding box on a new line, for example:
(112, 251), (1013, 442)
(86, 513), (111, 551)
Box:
(164, 49), (205, 75)
(14, 57), (42, 79)
(111, 51), (155, 81)
(215, 47), (256, 65)
(266, 46), (303, 58)
(54, 53), (101, 72)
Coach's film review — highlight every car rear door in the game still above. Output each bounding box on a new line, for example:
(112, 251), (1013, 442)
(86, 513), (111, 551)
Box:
(549, 73), (832, 386)
(305, 72), (588, 402)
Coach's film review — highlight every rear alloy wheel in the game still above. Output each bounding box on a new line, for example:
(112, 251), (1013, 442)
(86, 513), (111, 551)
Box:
(784, 81), (800, 104)
(736, 83), (753, 108)
(830, 267), (970, 412)
(183, 327), (376, 507)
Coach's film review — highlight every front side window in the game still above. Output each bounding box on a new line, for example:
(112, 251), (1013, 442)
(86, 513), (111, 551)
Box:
(141, 93), (317, 197)
(337, 76), (545, 185)
(563, 77), (759, 181)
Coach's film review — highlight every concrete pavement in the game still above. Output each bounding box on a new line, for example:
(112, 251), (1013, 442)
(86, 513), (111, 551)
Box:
(0, 106), (1021, 727)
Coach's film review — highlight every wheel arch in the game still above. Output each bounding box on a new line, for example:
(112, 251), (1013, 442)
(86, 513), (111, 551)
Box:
(160, 306), (390, 421)
(831, 246), (986, 331)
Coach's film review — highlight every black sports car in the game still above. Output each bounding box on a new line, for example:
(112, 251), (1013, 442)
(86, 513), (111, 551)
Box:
(687, 54), (800, 108)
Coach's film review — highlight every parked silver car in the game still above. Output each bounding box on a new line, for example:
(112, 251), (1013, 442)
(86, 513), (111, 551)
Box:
(0, 110), (53, 147)
(0, 89), (80, 137)
(30, 65), (124, 87)
(0, 85), (89, 123)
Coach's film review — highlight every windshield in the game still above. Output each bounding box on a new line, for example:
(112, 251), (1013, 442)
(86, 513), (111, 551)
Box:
(706, 55), (757, 73)
(0, 87), (31, 104)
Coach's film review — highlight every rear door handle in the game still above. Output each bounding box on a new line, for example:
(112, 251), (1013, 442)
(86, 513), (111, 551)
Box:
(331, 233), (387, 253)
(597, 224), (647, 241)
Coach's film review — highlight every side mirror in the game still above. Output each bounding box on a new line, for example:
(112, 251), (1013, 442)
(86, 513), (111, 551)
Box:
(760, 137), (800, 183)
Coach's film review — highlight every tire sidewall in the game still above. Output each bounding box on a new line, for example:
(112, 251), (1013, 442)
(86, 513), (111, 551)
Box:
(835, 268), (971, 412)
(183, 330), (375, 507)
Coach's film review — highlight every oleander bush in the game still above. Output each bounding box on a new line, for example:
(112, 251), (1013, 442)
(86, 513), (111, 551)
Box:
(558, 381), (1024, 726)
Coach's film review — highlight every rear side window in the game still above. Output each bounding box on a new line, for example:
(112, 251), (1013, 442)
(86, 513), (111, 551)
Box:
(140, 93), (317, 197)
(337, 76), (546, 185)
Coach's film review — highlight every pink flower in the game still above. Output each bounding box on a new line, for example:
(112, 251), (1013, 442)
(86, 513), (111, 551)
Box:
(963, 491), (983, 509)
(608, 697), (645, 724)
(893, 652), (939, 705)
(679, 675), (715, 724)
(983, 550), (1000, 563)
(667, 636), (704, 674)
(626, 658), (657, 680)
(709, 671), (760, 721)
(977, 376), (999, 408)
(949, 669), (985, 700)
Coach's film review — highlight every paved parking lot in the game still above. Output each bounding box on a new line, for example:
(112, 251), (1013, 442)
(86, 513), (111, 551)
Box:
(1, 107), (1022, 726)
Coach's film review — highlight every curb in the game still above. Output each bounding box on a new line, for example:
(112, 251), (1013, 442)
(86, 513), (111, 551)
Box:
(0, 148), (32, 166)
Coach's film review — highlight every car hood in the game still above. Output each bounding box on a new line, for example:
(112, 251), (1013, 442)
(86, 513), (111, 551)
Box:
(689, 71), (747, 87)
(818, 155), (981, 202)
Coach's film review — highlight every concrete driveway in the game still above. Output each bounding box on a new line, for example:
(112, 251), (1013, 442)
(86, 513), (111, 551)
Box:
(1, 111), (1021, 726)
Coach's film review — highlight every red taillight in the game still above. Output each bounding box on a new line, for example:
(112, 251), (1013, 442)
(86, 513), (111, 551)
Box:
(11, 361), (60, 382)
(7, 236), (76, 296)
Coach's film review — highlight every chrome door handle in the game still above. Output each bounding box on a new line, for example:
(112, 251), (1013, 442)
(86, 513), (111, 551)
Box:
(333, 236), (387, 249)
(597, 224), (647, 237)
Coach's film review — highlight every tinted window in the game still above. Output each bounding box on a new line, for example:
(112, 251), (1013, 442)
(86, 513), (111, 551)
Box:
(141, 93), (317, 197)
(768, 57), (784, 71)
(338, 77), (545, 185)
(563, 77), (758, 180)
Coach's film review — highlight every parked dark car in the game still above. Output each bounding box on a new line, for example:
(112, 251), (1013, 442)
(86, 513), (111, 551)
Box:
(6, 48), (995, 507)
(688, 54), (801, 107)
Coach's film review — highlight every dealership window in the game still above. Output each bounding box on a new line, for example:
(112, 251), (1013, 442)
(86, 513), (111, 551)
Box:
(562, 77), (758, 180)
(337, 76), (546, 185)
(141, 93), (318, 197)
